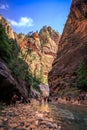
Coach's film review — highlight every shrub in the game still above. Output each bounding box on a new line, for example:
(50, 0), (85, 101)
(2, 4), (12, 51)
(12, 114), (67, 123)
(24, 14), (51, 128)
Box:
(0, 24), (11, 61)
(76, 61), (87, 91)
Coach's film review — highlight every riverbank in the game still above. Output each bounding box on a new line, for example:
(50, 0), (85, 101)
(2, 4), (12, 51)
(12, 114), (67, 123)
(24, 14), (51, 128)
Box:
(0, 97), (87, 130)
(56, 97), (87, 107)
(0, 103), (62, 130)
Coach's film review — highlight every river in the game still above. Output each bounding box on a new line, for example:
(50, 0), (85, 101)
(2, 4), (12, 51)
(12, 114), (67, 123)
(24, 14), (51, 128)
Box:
(32, 101), (87, 130)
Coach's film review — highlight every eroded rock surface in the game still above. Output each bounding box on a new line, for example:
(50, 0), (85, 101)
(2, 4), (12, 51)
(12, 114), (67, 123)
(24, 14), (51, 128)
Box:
(0, 59), (30, 103)
(48, 0), (87, 95)
(20, 26), (60, 83)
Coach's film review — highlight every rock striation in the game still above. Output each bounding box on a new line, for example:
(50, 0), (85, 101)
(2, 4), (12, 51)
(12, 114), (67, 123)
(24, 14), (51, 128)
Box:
(0, 15), (15, 39)
(0, 59), (30, 103)
(20, 26), (60, 83)
(0, 16), (60, 101)
(48, 0), (87, 95)
(0, 16), (60, 83)
(0, 15), (25, 43)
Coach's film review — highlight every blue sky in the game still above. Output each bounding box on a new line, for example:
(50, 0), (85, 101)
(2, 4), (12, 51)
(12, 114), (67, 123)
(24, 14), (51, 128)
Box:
(0, 0), (72, 34)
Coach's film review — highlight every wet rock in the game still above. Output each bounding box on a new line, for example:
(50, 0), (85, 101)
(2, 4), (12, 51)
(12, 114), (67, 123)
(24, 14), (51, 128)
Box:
(30, 124), (36, 129)
(35, 120), (39, 126)
(0, 119), (3, 125)
(20, 122), (25, 126)
(0, 104), (61, 130)
(58, 125), (62, 130)
(9, 123), (18, 128)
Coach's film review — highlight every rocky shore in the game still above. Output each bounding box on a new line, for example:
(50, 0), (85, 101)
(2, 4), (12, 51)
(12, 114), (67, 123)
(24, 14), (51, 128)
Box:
(0, 103), (62, 130)
(58, 97), (87, 106)
(0, 97), (86, 130)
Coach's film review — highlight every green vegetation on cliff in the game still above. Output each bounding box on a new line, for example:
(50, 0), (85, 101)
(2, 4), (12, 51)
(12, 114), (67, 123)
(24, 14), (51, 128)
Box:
(0, 24), (11, 61)
(0, 23), (41, 92)
(76, 62), (87, 91)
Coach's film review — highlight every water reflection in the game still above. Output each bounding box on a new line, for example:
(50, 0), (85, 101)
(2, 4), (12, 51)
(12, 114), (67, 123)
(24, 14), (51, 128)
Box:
(32, 100), (87, 130)
(49, 103), (87, 130)
(36, 103), (50, 112)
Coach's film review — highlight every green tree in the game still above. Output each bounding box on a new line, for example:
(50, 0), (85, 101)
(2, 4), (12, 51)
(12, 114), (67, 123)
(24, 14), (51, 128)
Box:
(0, 24), (11, 61)
(76, 62), (87, 91)
(0, 23), (41, 93)
(9, 38), (20, 58)
(39, 65), (44, 82)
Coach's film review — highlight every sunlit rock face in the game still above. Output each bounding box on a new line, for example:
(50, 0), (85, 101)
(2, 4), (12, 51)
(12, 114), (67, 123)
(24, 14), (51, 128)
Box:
(20, 26), (60, 84)
(0, 16), (25, 43)
(0, 15), (15, 39)
(48, 0), (87, 96)
(14, 32), (25, 44)
(0, 16), (60, 101)
(39, 83), (49, 97)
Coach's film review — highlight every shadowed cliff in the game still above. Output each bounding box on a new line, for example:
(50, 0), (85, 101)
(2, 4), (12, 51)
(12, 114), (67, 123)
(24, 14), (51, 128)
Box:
(48, 0), (87, 96)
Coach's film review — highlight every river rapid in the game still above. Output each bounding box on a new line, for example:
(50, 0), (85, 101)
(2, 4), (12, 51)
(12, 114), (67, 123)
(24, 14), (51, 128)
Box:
(32, 101), (87, 130)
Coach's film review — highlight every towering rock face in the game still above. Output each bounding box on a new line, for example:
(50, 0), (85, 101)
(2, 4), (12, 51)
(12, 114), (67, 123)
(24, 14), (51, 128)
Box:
(14, 32), (25, 44)
(0, 16), (60, 102)
(0, 15), (25, 44)
(0, 59), (30, 103)
(20, 26), (60, 84)
(0, 16), (60, 84)
(48, 0), (87, 95)
(0, 15), (15, 39)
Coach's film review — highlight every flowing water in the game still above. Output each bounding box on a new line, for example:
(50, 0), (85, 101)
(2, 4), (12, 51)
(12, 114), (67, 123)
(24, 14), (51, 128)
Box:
(32, 101), (87, 130)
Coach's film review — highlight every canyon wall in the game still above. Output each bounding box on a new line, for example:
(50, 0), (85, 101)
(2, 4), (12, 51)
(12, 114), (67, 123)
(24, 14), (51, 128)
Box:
(48, 0), (87, 95)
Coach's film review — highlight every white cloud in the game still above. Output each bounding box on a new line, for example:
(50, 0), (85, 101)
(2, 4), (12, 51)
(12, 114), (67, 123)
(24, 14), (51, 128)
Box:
(0, 4), (9, 10)
(8, 17), (34, 27)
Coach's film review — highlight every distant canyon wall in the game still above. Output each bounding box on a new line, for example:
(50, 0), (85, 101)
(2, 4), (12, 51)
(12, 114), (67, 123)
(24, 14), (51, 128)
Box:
(0, 15), (60, 84)
(0, 15), (61, 102)
(19, 26), (60, 83)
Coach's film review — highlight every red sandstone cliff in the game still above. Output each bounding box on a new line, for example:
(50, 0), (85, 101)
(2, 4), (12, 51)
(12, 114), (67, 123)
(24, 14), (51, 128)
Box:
(48, 0), (87, 96)
(0, 16), (60, 102)
(20, 26), (60, 84)
(0, 15), (15, 39)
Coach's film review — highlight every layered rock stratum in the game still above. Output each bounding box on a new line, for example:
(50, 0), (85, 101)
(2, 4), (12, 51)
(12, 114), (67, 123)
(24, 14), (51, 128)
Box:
(48, 0), (87, 95)
(0, 15), (15, 39)
(0, 16), (60, 101)
(0, 16), (60, 84)
(20, 26), (60, 83)
(0, 58), (30, 103)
